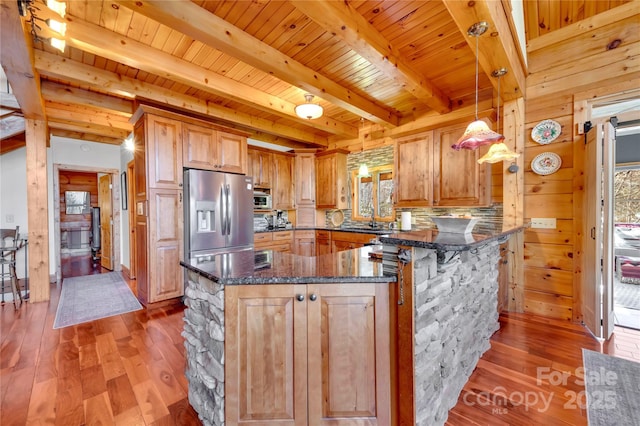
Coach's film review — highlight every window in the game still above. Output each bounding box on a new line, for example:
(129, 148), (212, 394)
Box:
(65, 191), (91, 215)
(614, 169), (640, 223)
(351, 166), (394, 222)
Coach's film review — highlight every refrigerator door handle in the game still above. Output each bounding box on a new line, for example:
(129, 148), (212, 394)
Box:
(225, 184), (231, 235)
(220, 184), (227, 235)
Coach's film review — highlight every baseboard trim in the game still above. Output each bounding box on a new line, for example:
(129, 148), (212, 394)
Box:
(121, 265), (131, 280)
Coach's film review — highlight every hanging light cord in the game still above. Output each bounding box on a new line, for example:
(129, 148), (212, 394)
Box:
(497, 73), (501, 133)
(474, 34), (479, 121)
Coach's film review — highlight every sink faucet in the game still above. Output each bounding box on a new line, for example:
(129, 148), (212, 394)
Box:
(369, 207), (377, 229)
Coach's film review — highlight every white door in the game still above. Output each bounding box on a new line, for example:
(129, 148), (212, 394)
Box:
(582, 122), (615, 340)
(602, 123), (615, 339)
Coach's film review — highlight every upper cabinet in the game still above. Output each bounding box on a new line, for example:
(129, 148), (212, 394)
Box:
(394, 125), (491, 208)
(433, 122), (490, 207)
(183, 124), (247, 174)
(272, 152), (295, 210)
(247, 147), (273, 189)
(144, 113), (183, 190)
(182, 123), (216, 172)
(394, 131), (433, 207)
(295, 150), (317, 206)
(315, 149), (348, 209)
(217, 131), (247, 175)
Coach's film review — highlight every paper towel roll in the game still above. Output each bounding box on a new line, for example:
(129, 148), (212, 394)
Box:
(401, 211), (412, 231)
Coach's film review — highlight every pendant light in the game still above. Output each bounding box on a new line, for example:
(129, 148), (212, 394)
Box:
(451, 22), (504, 151)
(295, 94), (323, 120)
(357, 118), (370, 177)
(478, 68), (520, 164)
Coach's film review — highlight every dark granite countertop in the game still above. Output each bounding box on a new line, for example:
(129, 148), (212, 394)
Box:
(181, 245), (393, 285)
(379, 223), (527, 251)
(255, 226), (390, 235)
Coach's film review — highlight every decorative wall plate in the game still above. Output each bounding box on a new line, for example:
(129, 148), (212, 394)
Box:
(531, 152), (562, 175)
(531, 119), (561, 144)
(330, 209), (344, 227)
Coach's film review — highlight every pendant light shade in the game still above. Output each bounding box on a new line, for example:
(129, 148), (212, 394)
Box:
(295, 94), (323, 119)
(452, 120), (504, 150)
(358, 163), (370, 178)
(477, 142), (519, 163)
(452, 22), (505, 151)
(477, 68), (519, 164)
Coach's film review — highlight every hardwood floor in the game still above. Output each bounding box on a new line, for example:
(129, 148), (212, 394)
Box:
(447, 313), (640, 425)
(2, 263), (639, 425)
(0, 265), (200, 425)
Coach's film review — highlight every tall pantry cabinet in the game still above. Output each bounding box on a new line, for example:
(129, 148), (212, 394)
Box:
(132, 105), (248, 305)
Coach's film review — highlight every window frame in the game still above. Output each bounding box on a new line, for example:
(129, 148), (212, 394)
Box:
(351, 165), (395, 223)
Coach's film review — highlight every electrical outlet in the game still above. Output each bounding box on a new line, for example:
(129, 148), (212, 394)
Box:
(531, 218), (556, 229)
(6, 214), (14, 223)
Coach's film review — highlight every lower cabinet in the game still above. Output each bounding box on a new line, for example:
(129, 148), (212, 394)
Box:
(225, 283), (391, 425)
(294, 230), (315, 256)
(315, 230), (332, 256)
(331, 231), (377, 253)
(254, 231), (293, 252)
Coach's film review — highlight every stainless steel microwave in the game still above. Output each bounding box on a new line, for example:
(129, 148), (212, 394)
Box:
(253, 191), (272, 210)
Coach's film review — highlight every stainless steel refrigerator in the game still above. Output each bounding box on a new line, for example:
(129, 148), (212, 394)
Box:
(184, 169), (254, 258)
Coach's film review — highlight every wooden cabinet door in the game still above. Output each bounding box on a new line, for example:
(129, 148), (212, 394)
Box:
(433, 123), (490, 206)
(248, 148), (273, 188)
(217, 131), (247, 174)
(394, 131), (433, 207)
(273, 153), (295, 210)
(315, 151), (348, 209)
(295, 152), (316, 205)
(147, 189), (183, 302)
(146, 114), (182, 189)
(294, 230), (316, 256)
(225, 284), (308, 425)
(307, 283), (391, 425)
(182, 122), (217, 171)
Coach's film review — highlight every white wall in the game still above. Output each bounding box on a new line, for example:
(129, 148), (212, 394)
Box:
(0, 137), (124, 279)
(0, 147), (28, 278)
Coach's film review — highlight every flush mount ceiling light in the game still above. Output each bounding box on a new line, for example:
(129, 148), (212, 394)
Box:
(294, 94), (323, 120)
(452, 22), (504, 151)
(478, 68), (520, 164)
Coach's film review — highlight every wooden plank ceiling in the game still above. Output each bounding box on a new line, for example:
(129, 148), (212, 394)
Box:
(0, 0), (632, 151)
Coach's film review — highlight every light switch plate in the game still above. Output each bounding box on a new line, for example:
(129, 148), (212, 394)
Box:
(531, 218), (556, 229)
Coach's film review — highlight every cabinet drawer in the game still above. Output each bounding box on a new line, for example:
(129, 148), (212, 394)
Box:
(272, 242), (291, 252)
(254, 232), (273, 244)
(331, 231), (377, 244)
(295, 230), (315, 239)
(273, 231), (293, 241)
(316, 230), (331, 240)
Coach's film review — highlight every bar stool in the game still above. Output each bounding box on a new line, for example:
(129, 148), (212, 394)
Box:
(1, 226), (23, 309)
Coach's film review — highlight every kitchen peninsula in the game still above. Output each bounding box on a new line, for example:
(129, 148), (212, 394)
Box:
(180, 224), (525, 425)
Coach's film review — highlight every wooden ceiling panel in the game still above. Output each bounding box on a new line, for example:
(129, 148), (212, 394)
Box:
(1, 0), (630, 150)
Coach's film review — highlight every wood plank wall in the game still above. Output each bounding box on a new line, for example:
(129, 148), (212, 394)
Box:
(59, 170), (98, 229)
(523, 3), (640, 322)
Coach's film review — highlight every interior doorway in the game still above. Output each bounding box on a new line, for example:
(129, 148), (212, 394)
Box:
(53, 164), (122, 282)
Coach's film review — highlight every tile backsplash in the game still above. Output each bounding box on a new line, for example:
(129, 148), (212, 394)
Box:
(322, 145), (503, 232)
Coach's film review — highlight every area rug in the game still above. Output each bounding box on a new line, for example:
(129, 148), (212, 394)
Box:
(582, 349), (640, 426)
(53, 272), (142, 329)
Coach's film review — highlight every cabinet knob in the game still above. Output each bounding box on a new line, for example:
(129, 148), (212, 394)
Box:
(296, 294), (305, 302)
(309, 293), (317, 302)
